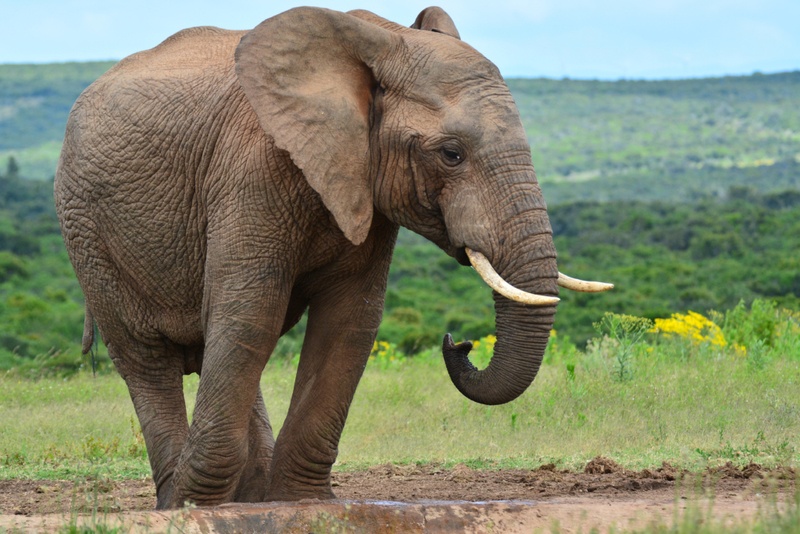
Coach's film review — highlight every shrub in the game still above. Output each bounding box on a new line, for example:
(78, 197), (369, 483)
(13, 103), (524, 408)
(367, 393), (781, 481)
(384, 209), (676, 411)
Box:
(592, 312), (653, 382)
(722, 299), (779, 348)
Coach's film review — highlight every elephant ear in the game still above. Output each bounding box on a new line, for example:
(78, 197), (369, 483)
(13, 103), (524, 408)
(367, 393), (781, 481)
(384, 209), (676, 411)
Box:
(235, 7), (400, 245)
(411, 7), (461, 40)
(348, 9), (410, 33)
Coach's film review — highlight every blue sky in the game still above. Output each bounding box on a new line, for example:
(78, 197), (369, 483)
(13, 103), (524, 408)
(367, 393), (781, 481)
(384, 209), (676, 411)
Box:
(2, 0), (799, 79)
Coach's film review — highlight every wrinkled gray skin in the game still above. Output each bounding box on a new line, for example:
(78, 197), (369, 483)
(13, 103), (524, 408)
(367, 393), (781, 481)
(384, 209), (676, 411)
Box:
(54, 7), (558, 508)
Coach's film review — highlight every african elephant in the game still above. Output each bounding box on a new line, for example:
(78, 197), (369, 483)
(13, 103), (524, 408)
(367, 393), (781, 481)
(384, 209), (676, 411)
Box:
(55, 6), (610, 509)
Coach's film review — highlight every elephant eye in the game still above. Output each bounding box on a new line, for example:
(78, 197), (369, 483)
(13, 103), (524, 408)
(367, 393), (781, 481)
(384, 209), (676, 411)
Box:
(441, 147), (463, 166)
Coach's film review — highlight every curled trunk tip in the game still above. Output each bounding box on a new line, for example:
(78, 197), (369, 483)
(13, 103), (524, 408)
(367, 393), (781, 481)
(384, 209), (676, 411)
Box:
(441, 333), (540, 405)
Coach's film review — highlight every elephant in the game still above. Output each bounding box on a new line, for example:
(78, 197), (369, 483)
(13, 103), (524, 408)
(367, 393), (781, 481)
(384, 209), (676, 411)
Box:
(54, 6), (611, 508)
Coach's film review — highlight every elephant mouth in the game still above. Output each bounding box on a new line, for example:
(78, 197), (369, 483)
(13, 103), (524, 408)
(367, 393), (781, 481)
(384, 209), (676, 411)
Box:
(455, 247), (470, 267)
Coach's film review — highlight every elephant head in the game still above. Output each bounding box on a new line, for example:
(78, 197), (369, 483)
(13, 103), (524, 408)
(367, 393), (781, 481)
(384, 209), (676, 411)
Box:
(235, 7), (611, 405)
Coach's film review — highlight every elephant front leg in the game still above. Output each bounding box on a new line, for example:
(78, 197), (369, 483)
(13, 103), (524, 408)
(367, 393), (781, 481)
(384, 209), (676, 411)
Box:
(265, 277), (386, 501)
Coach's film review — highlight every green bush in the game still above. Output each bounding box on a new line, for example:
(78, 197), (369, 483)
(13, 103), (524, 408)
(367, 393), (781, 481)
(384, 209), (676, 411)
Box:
(722, 299), (781, 348)
(0, 250), (28, 283)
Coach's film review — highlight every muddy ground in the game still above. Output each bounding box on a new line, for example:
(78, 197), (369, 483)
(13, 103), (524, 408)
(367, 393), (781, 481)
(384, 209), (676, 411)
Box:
(0, 457), (794, 518)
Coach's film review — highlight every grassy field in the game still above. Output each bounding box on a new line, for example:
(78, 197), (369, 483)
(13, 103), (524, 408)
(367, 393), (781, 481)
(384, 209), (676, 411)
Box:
(2, 307), (798, 482)
(0, 312), (798, 533)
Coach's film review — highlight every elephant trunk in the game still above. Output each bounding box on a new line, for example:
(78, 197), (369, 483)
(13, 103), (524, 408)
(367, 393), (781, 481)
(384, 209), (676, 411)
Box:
(443, 228), (559, 405)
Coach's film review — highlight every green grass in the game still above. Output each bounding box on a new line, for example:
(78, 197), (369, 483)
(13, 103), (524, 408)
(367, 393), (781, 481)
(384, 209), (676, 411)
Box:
(1, 326), (798, 480)
(341, 345), (799, 472)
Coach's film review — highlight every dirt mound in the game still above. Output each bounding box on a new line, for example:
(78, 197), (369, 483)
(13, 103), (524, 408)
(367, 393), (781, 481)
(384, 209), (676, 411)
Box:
(639, 461), (682, 481)
(584, 456), (623, 475)
(708, 461), (763, 479)
(534, 462), (557, 472)
(447, 463), (476, 483)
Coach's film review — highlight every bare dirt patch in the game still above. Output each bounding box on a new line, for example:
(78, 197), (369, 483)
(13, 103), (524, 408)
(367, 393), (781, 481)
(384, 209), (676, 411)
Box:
(331, 457), (792, 503)
(0, 477), (155, 516)
(0, 458), (795, 532)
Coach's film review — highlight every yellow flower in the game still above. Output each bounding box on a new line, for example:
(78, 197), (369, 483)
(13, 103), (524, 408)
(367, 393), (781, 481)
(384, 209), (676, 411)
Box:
(652, 311), (726, 347)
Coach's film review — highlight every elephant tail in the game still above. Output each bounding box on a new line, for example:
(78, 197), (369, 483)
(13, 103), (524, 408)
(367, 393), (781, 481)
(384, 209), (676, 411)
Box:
(82, 308), (95, 355)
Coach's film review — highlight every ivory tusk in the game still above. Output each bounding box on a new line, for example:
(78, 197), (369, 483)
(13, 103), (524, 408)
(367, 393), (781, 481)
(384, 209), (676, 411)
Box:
(465, 248), (560, 306)
(557, 272), (614, 293)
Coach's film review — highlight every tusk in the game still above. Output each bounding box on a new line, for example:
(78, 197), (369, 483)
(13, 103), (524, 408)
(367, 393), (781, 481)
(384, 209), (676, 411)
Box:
(466, 248), (560, 306)
(557, 272), (614, 293)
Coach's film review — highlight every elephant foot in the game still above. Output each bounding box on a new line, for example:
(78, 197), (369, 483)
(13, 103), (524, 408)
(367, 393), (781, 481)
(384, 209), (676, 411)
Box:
(232, 462), (270, 502)
(264, 474), (336, 502)
(155, 474), (179, 510)
(163, 452), (271, 508)
(265, 486), (337, 502)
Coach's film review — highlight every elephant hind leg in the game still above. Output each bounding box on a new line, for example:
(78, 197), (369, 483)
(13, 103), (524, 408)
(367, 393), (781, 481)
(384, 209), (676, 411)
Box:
(111, 342), (191, 510)
(232, 386), (275, 502)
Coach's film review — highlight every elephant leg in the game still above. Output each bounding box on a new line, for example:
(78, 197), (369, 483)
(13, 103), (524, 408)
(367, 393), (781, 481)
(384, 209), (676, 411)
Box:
(167, 278), (289, 507)
(265, 276), (386, 501)
(232, 386), (275, 502)
(67, 236), (194, 508)
(111, 343), (189, 510)
(187, 360), (275, 503)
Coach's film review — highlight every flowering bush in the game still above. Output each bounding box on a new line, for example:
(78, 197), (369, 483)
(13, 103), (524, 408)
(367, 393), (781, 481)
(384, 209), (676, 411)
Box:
(369, 340), (406, 370)
(648, 302), (800, 361)
(651, 310), (727, 347)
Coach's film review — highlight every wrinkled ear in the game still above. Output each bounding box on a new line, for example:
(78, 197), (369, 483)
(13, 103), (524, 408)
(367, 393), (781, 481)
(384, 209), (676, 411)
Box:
(235, 7), (400, 245)
(411, 7), (460, 40)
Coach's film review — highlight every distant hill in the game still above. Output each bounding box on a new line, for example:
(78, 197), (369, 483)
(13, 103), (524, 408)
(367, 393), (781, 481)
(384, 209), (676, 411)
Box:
(0, 62), (115, 179)
(512, 72), (800, 204)
(1, 63), (799, 366)
(0, 61), (798, 203)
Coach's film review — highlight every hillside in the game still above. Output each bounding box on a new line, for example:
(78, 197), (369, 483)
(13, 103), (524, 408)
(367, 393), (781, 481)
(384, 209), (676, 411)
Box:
(2, 162), (799, 370)
(1, 61), (798, 197)
(1, 62), (799, 370)
(0, 62), (115, 179)
(518, 73), (800, 204)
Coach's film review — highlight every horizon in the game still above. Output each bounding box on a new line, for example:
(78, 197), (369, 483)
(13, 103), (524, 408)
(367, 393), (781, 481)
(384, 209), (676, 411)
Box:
(1, 59), (796, 84)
